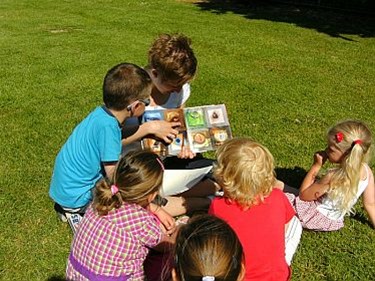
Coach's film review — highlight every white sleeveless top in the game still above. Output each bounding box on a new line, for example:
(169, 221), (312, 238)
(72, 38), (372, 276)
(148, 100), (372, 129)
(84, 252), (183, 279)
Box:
(147, 83), (190, 110)
(124, 83), (191, 128)
(316, 164), (369, 220)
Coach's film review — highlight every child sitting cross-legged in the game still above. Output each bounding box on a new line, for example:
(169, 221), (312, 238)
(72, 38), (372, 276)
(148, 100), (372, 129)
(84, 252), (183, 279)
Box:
(66, 150), (177, 281)
(209, 138), (302, 281)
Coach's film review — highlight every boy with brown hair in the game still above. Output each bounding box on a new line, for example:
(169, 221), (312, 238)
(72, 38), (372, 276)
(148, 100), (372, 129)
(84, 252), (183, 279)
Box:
(50, 63), (175, 232)
(123, 34), (218, 217)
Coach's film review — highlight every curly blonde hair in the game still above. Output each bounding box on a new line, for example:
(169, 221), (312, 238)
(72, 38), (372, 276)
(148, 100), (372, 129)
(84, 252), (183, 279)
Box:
(93, 150), (164, 216)
(326, 120), (372, 212)
(214, 138), (276, 209)
(147, 33), (197, 84)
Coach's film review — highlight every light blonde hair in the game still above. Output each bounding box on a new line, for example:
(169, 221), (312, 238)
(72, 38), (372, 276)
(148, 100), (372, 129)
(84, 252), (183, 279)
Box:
(214, 138), (276, 208)
(93, 150), (164, 216)
(147, 33), (197, 84)
(174, 214), (244, 281)
(326, 120), (372, 212)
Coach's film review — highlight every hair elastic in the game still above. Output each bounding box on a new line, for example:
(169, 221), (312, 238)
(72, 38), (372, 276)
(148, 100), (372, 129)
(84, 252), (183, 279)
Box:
(156, 157), (165, 171)
(202, 277), (215, 281)
(111, 184), (119, 195)
(353, 139), (362, 145)
(335, 132), (344, 143)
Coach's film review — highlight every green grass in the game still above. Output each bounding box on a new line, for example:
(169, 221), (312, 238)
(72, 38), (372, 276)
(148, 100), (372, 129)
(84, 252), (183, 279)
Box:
(0, 0), (374, 280)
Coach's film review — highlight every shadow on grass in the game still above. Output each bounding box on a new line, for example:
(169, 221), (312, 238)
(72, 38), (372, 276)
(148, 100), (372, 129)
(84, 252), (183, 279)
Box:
(192, 0), (375, 39)
(351, 213), (373, 228)
(47, 276), (65, 281)
(275, 166), (307, 190)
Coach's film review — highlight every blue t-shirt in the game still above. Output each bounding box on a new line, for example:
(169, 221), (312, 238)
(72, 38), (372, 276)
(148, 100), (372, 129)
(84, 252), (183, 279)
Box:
(49, 106), (121, 208)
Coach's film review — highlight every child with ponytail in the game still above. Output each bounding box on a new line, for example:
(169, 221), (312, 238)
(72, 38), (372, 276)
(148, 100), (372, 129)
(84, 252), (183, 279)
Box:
(172, 214), (245, 281)
(287, 120), (375, 231)
(66, 150), (176, 281)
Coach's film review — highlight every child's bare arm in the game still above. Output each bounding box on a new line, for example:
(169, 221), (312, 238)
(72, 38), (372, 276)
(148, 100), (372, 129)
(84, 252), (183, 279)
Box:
(363, 168), (375, 229)
(152, 225), (180, 252)
(299, 179), (330, 201)
(299, 151), (329, 201)
(149, 203), (176, 235)
(122, 120), (180, 145)
(103, 163), (116, 180)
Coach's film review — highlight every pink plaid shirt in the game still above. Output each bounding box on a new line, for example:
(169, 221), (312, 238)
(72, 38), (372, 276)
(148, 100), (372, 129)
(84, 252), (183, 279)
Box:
(66, 203), (162, 281)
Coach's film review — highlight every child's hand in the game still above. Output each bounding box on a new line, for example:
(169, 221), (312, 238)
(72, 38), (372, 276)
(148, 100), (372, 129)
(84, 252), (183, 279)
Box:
(149, 120), (181, 144)
(177, 146), (196, 159)
(313, 151), (328, 167)
(153, 206), (176, 235)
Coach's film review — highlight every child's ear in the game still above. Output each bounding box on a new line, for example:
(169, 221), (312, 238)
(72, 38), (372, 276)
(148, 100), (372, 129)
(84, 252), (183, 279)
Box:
(133, 101), (142, 110)
(151, 69), (159, 79)
(132, 102), (146, 117)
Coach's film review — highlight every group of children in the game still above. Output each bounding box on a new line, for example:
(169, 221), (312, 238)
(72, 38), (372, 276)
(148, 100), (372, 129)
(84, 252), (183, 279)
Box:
(49, 33), (375, 281)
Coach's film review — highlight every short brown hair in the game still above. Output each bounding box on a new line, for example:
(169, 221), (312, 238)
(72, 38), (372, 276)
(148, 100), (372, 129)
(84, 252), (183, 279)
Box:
(103, 63), (151, 110)
(148, 34), (197, 84)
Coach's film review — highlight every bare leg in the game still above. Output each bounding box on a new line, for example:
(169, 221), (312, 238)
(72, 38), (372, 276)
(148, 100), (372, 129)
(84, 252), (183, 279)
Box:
(162, 196), (211, 217)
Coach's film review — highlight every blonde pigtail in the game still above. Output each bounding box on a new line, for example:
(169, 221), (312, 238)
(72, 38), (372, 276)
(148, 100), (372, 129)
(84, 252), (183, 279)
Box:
(330, 143), (362, 213)
(327, 120), (372, 213)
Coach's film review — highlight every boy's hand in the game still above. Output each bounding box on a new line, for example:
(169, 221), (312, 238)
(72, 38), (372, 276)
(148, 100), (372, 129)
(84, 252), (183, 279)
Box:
(149, 120), (180, 143)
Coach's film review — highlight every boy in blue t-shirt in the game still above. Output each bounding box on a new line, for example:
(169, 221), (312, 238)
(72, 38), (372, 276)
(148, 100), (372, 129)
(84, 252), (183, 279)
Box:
(49, 63), (152, 232)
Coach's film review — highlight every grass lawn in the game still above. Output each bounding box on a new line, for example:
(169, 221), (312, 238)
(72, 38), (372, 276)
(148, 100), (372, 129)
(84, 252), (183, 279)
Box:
(0, 0), (374, 280)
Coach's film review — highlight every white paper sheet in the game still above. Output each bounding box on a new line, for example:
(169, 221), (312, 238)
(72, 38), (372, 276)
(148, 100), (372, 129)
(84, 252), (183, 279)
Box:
(161, 166), (213, 196)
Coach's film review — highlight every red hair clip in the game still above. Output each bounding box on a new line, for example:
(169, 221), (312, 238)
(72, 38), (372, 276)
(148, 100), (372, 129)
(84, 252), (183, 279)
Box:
(335, 132), (344, 143)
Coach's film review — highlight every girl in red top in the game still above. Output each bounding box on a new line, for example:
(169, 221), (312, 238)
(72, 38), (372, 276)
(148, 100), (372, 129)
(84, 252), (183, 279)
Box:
(209, 138), (301, 281)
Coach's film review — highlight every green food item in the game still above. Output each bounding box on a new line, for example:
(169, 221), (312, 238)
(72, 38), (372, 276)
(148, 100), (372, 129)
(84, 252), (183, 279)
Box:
(186, 109), (205, 127)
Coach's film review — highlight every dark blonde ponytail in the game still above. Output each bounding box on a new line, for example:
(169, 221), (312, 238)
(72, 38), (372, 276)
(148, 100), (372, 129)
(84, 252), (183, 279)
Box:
(93, 150), (164, 216)
(94, 179), (124, 216)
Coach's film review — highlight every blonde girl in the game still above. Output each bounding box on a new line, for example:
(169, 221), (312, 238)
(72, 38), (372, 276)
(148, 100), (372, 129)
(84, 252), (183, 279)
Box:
(172, 214), (245, 281)
(209, 138), (301, 281)
(66, 150), (176, 281)
(288, 120), (375, 231)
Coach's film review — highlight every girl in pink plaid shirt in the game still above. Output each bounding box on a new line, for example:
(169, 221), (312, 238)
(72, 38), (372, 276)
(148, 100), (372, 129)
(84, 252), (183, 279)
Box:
(66, 150), (177, 281)
(286, 120), (375, 231)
